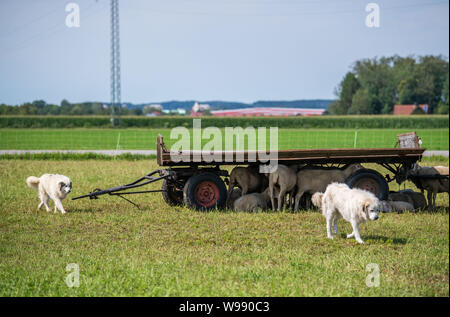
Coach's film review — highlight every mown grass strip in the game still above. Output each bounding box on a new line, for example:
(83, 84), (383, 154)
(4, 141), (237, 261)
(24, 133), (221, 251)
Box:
(0, 153), (155, 161)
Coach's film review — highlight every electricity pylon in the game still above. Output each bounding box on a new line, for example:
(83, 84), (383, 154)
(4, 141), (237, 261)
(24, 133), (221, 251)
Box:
(110, 0), (121, 127)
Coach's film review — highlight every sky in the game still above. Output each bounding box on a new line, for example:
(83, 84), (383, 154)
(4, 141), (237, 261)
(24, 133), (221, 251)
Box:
(0, 0), (448, 105)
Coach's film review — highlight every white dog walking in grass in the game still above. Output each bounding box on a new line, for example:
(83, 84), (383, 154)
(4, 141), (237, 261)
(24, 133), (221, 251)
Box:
(312, 183), (381, 244)
(26, 174), (72, 214)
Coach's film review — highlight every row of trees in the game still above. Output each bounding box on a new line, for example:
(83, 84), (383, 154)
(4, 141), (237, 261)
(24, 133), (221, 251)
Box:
(0, 100), (144, 116)
(327, 55), (449, 115)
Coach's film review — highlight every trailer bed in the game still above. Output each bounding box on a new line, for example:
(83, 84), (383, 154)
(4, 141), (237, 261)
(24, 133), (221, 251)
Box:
(156, 135), (425, 166)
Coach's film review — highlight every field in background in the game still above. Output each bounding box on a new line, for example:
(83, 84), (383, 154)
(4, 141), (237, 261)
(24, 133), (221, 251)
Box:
(1, 128), (449, 150)
(0, 159), (448, 296)
(1, 115), (448, 129)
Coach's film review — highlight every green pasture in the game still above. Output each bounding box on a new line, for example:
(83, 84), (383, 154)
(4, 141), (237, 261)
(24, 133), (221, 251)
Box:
(0, 128), (448, 150)
(0, 159), (448, 296)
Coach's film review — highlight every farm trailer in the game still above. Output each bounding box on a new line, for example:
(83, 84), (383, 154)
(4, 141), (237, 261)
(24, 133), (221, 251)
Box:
(72, 134), (426, 210)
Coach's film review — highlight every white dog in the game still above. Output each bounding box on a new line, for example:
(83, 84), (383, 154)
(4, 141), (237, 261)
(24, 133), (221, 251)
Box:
(26, 174), (72, 214)
(312, 183), (381, 244)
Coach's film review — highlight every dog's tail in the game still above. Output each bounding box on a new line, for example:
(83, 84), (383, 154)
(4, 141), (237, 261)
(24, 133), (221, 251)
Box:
(26, 176), (40, 190)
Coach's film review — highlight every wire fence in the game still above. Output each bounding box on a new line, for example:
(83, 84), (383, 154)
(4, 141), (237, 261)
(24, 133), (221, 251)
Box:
(0, 129), (448, 151)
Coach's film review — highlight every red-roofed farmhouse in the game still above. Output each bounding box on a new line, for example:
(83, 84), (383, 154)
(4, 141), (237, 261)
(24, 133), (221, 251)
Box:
(393, 104), (429, 115)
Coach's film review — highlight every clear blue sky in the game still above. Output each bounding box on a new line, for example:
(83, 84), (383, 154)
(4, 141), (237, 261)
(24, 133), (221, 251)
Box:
(0, 0), (448, 105)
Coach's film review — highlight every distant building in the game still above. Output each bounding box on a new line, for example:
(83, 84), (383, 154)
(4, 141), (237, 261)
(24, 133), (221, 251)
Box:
(145, 111), (162, 117)
(210, 107), (325, 117)
(163, 108), (187, 115)
(393, 104), (429, 115)
(147, 104), (163, 111)
(191, 102), (210, 113)
(144, 104), (163, 116)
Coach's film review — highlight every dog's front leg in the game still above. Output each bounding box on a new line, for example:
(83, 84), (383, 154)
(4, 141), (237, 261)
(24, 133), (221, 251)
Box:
(350, 220), (363, 244)
(326, 214), (334, 239)
(54, 199), (66, 214)
(332, 216), (338, 235)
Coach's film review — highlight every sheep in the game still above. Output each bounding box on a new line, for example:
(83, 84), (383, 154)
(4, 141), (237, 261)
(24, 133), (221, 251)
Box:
(381, 200), (415, 213)
(268, 164), (297, 211)
(410, 164), (449, 178)
(408, 164), (449, 209)
(388, 189), (427, 210)
(226, 188), (242, 209)
(233, 187), (278, 212)
(226, 166), (267, 204)
(388, 191), (414, 206)
(294, 164), (363, 211)
(434, 166), (449, 175)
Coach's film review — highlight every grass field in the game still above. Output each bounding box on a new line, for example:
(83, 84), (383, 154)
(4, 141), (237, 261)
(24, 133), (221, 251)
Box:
(0, 159), (448, 296)
(0, 128), (449, 150)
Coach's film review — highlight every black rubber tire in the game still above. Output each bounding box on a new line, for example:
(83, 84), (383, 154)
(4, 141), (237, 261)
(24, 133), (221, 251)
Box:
(183, 172), (227, 211)
(161, 179), (184, 206)
(345, 169), (389, 201)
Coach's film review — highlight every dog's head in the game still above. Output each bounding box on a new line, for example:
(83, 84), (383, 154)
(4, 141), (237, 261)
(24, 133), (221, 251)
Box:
(59, 180), (72, 195)
(362, 198), (381, 221)
(311, 192), (323, 208)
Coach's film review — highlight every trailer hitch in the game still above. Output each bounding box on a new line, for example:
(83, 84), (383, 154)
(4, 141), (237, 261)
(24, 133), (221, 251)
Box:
(72, 169), (172, 208)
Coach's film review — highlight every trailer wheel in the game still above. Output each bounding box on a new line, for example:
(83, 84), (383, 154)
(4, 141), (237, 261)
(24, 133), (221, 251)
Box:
(346, 169), (389, 201)
(161, 179), (184, 206)
(183, 172), (227, 210)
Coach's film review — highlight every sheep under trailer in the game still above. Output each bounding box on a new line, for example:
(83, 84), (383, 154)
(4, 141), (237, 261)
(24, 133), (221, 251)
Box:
(72, 134), (426, 210)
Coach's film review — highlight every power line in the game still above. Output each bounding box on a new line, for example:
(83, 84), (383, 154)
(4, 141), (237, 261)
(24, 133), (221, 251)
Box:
(128, 0), (448, 17)
(0, 2), (62, 40)
(0, 1), (106, 58)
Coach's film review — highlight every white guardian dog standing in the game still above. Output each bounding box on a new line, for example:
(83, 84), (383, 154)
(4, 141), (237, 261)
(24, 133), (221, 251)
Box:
(26, 174), (72, 214)
(312, 183), (381, 244)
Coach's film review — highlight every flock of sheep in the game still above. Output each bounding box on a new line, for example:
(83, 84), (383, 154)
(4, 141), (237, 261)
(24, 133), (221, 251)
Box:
(226, 163), (449, 213)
